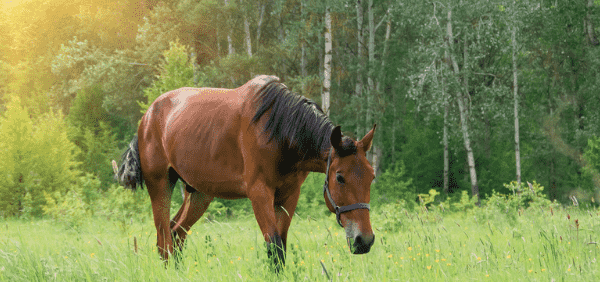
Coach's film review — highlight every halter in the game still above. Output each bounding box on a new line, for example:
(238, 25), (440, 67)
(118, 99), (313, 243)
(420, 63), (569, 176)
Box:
(323, 147), (371, 227)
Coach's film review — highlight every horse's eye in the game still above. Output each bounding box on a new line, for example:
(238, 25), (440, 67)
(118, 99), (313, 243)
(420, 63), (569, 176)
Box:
(336, 173), (345, 184)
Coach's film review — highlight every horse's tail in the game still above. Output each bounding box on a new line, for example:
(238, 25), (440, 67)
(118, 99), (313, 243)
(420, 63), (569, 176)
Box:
(113, 135), (144, 190)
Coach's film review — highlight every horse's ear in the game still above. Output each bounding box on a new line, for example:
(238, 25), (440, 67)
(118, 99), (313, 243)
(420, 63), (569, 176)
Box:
(360, 124), (377, 151)
(330, 126), (343, 151)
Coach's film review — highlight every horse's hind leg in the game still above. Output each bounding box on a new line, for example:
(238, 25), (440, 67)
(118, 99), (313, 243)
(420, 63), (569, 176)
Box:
(147, 169), (179, 261)
(170, 184), (213, 251)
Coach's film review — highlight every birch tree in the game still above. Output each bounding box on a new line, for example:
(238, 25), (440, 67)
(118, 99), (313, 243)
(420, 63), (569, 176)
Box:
(445, 7), (479, 203)
(512, 25), (521, 187)
(322, 6), (332, 116)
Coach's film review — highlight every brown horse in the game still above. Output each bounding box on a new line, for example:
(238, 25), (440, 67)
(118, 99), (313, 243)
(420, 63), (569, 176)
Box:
(115, 75), (376, 268)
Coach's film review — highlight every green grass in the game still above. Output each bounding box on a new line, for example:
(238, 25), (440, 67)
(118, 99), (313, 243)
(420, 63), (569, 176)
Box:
(1, 206), (599, 281)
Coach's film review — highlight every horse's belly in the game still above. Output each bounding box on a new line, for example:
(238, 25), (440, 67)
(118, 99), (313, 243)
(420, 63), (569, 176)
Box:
(190, 179), (247, 199)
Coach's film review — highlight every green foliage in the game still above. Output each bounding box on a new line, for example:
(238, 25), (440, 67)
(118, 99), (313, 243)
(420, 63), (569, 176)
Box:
(139, 41), (198, 113)
(418, 189), (440, 206)
(583, 136), (600, 184)
(452, 190), (479, 212)
(372, 161), (414, 206)
(0, 97), (80, 217)
(295, 172), (327, 218)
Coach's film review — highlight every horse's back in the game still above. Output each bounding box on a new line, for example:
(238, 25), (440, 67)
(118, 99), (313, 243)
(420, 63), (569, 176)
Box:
(138, 76), (280, 197)
(138, 86), (244, 192)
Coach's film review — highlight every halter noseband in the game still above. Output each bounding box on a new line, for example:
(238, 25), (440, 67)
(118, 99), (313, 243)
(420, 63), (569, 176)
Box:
(323, 147), (371, 227)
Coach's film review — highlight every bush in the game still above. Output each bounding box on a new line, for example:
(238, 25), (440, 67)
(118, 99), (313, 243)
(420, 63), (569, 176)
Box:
(0, 97), (80, 217)
(372, 161), (414, 206)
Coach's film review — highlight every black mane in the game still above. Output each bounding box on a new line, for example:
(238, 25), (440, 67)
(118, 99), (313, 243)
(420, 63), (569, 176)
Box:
(252, 81), (334, 161)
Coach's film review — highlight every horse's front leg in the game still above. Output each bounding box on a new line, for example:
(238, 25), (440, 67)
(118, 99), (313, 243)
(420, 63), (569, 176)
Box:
(249, 183), (285, 271)
(274, 185), (302, 254)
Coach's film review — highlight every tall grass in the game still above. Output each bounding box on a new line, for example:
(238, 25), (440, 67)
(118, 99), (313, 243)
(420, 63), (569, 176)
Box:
(1, 204), (599, 281)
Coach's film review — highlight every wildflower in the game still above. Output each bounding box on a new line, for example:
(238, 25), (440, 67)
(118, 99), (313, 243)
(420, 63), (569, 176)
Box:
(435, 259), (439, 263)
(506, 255), (511, 259)
(408, 247), (413, 251)
(528, 270), (532, 273)
(477, 257), (481, 261)
(426, 254), (430, 257)
(388, 254), (393, 258)
(90, 253), (95, 258)
(435, 249), (440, 253)
(250, 247), (254, 250)
(427, 265), (432, 270)
(542, 269), (546, 272)
(447, 263), (451, 266)
(187, 230), (192, 235)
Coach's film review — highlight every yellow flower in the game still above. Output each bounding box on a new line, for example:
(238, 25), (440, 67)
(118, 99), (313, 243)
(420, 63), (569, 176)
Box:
(435, 259), (439, 263)
(441, 258), (446, 261)
(435, 249), (440, 253)
(237, 257), (241, 260)
(541, 269), (546, 272)
(187, 230), (192, 235)
(528, 258), (532, 261)
(447, 263), (451, 266)
(230, 260), (233, 264)
(506, 255), (511, 259)
(400, 257), (404, 260)
(388, 254), (393, 258)
(485, 274), (489, 277)
(528, 269), (532, 273)
(408, 247), (413, 251)
(426, 254), (430, 257)
(250, 247), (254, 250)
(568, 268), (571, 272)
(427, 265), (432, 270)
(477, 257), (481, 261)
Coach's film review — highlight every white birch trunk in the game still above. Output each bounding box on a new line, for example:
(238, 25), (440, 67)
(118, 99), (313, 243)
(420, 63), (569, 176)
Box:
(366, 0), (375, 164)
(244, 14), (252, 56)
(587, 0), (599, 45)
(355, 0), (365, 138)
(443, 72), (449, 195)
(512, 26), (521, 187)
(446, 8), (479, 202)
(256, 3), (265, 46)
(224, 0), (234, 55)
(322, 6), (332, 116)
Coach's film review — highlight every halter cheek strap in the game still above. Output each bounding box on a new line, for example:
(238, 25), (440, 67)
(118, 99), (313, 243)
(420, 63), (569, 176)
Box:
(323, 147), (371, 227)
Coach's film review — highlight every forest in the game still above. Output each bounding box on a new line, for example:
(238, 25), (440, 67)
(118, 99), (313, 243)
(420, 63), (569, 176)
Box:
(1, 0), (600, 218)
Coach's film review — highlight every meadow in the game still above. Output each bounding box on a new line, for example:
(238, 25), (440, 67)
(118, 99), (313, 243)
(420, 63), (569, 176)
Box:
(1, 199), (599, 282)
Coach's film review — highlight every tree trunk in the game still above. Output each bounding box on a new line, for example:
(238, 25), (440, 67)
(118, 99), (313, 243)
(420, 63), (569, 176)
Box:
(512, 26), (522, 187)
(224, 0), (234, 55)
(586, 0), (599, 45)
(446, 8), (479, 203)
(443, 73), (449, 195)
(322, 6), (332, 116)
(355, 0), (365, 138)
(244, 14), (252, 56)
(256, 2), (265, 47)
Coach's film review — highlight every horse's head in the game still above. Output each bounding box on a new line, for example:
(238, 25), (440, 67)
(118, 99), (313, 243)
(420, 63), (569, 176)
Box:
(324, 124), (376, 254)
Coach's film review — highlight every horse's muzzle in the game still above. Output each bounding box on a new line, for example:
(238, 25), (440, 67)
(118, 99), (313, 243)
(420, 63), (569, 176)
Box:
(349, 233), (375, 254)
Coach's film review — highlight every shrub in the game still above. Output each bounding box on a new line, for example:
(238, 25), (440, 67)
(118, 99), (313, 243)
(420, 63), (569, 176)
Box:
(372, 161), (414, 206)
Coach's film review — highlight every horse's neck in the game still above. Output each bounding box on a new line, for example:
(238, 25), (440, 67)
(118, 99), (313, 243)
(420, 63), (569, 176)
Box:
(293, 149), (329, 173)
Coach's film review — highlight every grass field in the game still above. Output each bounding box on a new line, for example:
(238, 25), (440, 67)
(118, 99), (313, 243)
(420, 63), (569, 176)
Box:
(1, 204), (599, 281)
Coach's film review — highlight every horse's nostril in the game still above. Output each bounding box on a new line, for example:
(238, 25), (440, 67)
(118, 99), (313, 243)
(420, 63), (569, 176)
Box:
(352, 234), (375, 254)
